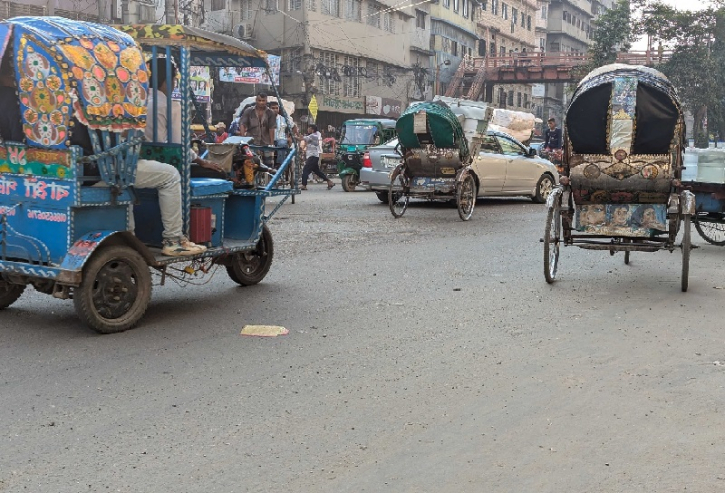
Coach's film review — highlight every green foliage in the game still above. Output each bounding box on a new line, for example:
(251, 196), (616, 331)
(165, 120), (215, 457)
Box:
(635, 2), (725, 146)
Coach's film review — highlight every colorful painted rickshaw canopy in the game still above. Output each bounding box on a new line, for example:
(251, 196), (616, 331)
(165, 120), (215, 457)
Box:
(1, 16), (148, 148)
(114, 24), (268, 68)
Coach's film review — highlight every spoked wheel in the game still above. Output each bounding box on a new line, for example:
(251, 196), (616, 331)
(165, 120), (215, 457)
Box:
(456, 172), (476, 221)
(73, 245), (152, 334)
(226, 224), (274, 286)
(389, 171), (409, 218)
(543, 197), (561, 283)
(693, 212), (725, 246)
(682, 214), (691, 292)
(341, 174), (359, 192)
(0, 279), (25, 309)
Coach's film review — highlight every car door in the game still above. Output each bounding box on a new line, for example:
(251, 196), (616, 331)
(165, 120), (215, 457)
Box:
(496, 135), (533, 192)
(471, 135), (507, 194)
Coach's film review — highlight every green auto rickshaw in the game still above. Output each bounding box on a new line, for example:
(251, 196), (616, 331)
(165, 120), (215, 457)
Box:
(336, 118), (397, 191)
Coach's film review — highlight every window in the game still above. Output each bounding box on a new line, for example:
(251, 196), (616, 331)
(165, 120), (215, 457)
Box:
(415, 9), (425, 28)
(497, 87), (506, 106)
(462, 0), (468, 18)
(345, 0), (361, 20)
(367, 61), (378, 80)
(319, 52), (340, 96)
(524, 93), (529, 107)
(443, 0), (450, 8)
(451, 40), (458, 56)
(521, 11), (525, 27)
(307, 0), (316, 10)
(242, 0), (253, 19)
(322, 0), (339, 15)
(478, 39), (486, 56)
(366, 1), (380, 27)
(511, 21), (515, 33)
(502, 2), (507, 19)
(453, 0), (459, 12)
(517, 92), (522, 107)
(498, 135), (525, 155)
(282, 47), (301, 73)
(430, 35), (436, 51)
(481, 0), (487, 11)
(527, 15), (531, 30)
(343, 55), (359, 97)
(479, 135), (500, 154)
(499, 45), (505, 56)
(265, 0), (278, 13)
(211, 0), (225, 11)
(288, 0), (301, 10)
(507, 90), (514, 106)
(383, 12), (395, 32)
(541, 5), (546, 19)
(490, 42), (496, 56)
(512, 8), (517, 24)
(492, 0), (498, 15)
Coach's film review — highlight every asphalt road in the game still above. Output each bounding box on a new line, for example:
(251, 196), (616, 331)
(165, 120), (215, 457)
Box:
(2, 182), (725, 492)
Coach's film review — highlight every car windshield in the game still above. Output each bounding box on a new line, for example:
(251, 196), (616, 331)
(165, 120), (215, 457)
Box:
(341, 125), (378, 145)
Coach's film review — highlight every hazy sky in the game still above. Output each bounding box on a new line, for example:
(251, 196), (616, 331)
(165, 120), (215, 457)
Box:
(632, 0), (713, 49)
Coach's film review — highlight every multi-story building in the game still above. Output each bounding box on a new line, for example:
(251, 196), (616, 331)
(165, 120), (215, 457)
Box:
(475, 0), (537, 112)
(0, 0), (104, 22)
(427, 0), (477, 97)
(539, 0), (613, 124)
(203, 0), (433, 129)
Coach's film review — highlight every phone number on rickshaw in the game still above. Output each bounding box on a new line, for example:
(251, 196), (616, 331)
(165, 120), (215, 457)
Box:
(26, 209), (67, 222)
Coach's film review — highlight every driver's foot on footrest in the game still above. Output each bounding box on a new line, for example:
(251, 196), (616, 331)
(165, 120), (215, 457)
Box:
(162, 237), (207, 257)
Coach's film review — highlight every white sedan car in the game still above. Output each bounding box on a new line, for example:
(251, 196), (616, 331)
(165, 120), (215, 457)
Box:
(471, 130), (558, 203)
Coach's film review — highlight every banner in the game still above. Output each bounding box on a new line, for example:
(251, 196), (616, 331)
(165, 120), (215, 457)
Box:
(365, 96), (402, 118)
(219, 55), (280, 85)
(172, 65), (211, 102)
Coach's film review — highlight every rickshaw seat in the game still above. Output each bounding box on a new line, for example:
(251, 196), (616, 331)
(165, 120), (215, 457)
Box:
(189, 177), (233, 196)
(86, 129), (144, 192)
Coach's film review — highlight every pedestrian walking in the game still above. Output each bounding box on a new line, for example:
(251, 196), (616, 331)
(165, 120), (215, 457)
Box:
(301, 124), (335, 190)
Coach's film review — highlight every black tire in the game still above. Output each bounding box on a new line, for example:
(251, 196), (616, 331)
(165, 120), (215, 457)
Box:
(226, 224), (274, 286)
(389, 171), (409, 218)
(0, 279), (25, 309)
(682, 214), (691, 292)
(693, 213), (725, 246)
(532, 174), (555, 204)
(376, 191), (389, 203)
(341, 174), (359, 192)
(544, 198), (561, 283)
(457, 173), (476, 221)
(73, 245), (152, 334)
(624, 251), (630, 265)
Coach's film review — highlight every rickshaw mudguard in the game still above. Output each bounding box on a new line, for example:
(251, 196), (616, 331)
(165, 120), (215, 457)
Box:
(57, 231), (155, 285)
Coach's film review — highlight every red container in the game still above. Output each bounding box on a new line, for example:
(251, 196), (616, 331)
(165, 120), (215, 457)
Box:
(189, 206), (212, 244)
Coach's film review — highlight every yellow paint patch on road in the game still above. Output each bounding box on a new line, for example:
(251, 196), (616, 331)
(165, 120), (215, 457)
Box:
(241, 325), (289, 337)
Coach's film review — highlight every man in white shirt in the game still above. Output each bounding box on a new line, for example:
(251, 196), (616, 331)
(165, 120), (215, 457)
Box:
(138, 62), (220, 256)
(301, 124), (334, 190)
(268, 100), (295, 168)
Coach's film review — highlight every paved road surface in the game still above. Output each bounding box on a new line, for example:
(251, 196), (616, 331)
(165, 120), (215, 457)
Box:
(2, 183), (725, 492)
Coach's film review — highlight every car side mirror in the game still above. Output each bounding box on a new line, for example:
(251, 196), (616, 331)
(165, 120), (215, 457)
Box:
(528, 148), (537, 157)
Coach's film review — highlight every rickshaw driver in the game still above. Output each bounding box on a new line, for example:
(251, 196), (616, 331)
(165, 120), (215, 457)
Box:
(135, 61), (224, 256)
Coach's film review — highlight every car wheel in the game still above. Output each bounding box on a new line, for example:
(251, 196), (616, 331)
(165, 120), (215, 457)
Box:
(375, 191), (389, 203)
(533, 174), (554, 204)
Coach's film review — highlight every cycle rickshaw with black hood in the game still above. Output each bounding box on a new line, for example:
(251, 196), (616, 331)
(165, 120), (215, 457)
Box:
(543, 64), (695, 291)
(0, 17), (298, 333)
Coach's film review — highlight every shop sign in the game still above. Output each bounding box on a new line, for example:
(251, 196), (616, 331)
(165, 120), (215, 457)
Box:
(365, 96), (402, 118)
(318, 95), (365, 114)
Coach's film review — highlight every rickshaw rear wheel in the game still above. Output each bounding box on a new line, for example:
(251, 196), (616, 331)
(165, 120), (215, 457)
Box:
(693, 213), (725, 246)
(457, 173), (476, 221)
(389, 172), (409, 218)
(73, 245), (152, 334)
(0, 280), (25, 310)
(544, 199), (561, 283)
(682, 215), (691, 292)
(226, 224), (274, 286)
(341, 174), (359, 192)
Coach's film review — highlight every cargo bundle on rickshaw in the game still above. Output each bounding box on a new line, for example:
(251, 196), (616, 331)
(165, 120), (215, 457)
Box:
(389, 100), (479, 220)
(0, 17), (297, 333)
(544, 64), (695, 291)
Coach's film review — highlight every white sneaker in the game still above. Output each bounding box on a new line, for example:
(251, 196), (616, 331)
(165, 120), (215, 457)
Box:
(162, 237), (207, 257)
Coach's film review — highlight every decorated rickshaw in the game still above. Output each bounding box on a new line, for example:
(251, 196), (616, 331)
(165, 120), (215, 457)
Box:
(543, 64), (695, 291)
(0, 17), (297, 333)
(388, 101), (479, 221)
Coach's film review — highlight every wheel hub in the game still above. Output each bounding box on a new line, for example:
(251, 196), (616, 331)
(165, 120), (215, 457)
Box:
(92, 260), (139, 319)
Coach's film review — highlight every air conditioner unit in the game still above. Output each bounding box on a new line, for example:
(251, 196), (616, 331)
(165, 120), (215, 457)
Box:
(234, 23), (254, 39)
